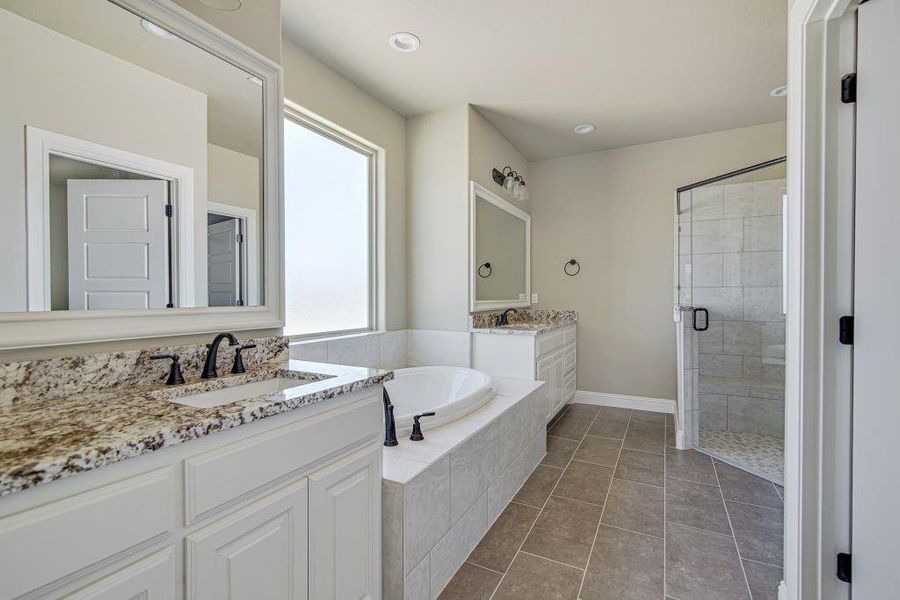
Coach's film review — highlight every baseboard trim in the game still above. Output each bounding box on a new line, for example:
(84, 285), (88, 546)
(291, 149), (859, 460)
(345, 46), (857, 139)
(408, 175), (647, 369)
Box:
(572, 390), (676, 414)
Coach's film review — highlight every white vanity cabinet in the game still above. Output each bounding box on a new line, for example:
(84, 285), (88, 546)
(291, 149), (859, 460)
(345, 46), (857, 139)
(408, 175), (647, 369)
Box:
(0, 387), (383, 600)
(472, 325), (577, 420)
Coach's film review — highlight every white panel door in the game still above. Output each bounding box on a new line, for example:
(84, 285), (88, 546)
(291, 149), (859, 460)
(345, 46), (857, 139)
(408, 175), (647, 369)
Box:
(63, 547), (176, 599)
(308, 444), (381, 600)
(207, 218), (241, 307)
(852, 1), (900, 597)
(66, 179), (169, 310)
(186, 479), (309, 600)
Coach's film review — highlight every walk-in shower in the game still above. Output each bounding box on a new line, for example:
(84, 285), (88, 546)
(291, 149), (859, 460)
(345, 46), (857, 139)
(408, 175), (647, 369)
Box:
(675, 157), (787, 484)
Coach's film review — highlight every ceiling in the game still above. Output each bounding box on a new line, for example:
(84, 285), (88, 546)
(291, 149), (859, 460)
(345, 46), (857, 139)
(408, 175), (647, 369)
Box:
(282, 0), (787, 161)
(2, 0), (263, 159)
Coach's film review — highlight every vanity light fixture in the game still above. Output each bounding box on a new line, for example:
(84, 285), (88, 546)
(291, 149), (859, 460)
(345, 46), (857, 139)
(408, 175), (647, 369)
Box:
(389, 32), (421, 52)
(573, 123), (596, 134)
(769, 85), (788, 97)
(491, 165), (528, 202)
(140, 18), (176, 40)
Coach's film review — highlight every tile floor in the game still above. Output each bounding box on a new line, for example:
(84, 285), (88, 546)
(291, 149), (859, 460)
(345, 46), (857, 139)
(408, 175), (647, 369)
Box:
(437, 403), (784, 600)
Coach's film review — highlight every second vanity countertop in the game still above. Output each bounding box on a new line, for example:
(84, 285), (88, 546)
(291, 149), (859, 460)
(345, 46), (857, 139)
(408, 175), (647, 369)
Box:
(0, 359), (391, 498)
(468, 308), (577, 336)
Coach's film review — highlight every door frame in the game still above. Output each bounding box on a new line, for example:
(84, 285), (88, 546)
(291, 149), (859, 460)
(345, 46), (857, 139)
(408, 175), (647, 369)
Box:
(206, 201), (259, 307)
(25, 126), (196, 310)
(786, 0), (858, 598)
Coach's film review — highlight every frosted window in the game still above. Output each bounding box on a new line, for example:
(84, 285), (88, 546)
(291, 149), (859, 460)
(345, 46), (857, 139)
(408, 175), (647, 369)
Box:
(284, 118), (372, 336)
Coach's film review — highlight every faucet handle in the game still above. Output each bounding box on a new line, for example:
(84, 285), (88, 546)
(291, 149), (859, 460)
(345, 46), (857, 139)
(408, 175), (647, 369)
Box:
(150, 354), (185, 386)
(409, 412), (436, 442)
(231, 343), (257, 374)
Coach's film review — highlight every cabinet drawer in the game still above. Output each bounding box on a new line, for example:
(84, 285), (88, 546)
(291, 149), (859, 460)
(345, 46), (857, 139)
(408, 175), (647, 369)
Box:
(536, 330), (566, 358)
(564, 345), (576, 374)
(563, 327), (576, 346)
(0, 467), (174, 599)
(184, 393), (380, 524)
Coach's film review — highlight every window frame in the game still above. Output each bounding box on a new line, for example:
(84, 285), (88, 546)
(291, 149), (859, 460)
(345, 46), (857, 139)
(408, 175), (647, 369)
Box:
(282, 105), (378, 340)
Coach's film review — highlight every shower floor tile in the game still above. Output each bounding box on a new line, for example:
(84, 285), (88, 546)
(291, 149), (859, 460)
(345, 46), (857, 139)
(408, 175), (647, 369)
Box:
(437, 403), (785, 599)
(698, 428), (784, 484)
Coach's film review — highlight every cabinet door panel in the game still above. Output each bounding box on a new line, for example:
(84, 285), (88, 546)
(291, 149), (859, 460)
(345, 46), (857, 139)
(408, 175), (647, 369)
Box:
(63, 547), (175, 600)
(186, 479), (308, 600)
(552, 351), (567, 413)
(309, 444), (381, 600)
(537, 355), (555, 419)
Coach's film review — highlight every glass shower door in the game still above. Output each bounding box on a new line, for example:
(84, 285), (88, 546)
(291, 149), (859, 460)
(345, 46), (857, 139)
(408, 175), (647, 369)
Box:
(677, 160), (786, 484)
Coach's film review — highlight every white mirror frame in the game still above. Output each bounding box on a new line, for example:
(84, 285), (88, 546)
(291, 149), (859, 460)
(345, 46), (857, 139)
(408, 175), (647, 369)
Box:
(0, 0), (284, 350)
(469, 181), (531, 313)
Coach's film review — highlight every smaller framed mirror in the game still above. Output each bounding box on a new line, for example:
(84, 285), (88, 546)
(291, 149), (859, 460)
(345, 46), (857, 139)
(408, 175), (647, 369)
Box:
(470, 181), (531, 312)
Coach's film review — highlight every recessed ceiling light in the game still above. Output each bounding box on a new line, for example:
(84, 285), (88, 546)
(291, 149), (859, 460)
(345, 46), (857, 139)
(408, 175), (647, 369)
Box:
(389, 32), (420, 52)
(770, 85), (788, 97)
(573, 123), (596, 135)
(140, 18), (176, 40)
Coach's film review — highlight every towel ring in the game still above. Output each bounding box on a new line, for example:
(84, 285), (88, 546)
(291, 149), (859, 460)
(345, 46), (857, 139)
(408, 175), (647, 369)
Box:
(564, 259), (580, 276)
(478, 262), (492, 278)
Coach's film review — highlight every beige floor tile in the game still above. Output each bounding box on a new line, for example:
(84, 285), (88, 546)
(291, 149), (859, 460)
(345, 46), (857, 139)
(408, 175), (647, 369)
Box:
(492, 552), (583, 600)
(521, 496), (603, 568)
(467, 502), (540, 572)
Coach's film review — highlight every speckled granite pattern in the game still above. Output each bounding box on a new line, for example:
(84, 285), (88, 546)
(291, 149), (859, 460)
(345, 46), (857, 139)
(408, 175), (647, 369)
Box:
(0, 354), (391, 497)
(0, 336), (289, 408)
(469, 309), (577, 335)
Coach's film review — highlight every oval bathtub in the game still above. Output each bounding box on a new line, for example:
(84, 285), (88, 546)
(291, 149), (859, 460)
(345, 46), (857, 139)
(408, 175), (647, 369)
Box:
(384, 367), (496, 435)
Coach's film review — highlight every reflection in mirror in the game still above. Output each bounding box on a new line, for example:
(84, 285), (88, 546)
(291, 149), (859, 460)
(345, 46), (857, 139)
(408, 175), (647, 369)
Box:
(0, 0), (264, 312)
(471, 185), (530, 311)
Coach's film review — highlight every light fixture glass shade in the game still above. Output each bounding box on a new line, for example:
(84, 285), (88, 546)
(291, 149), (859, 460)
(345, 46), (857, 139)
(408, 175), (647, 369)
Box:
(504, 173), (516, 193)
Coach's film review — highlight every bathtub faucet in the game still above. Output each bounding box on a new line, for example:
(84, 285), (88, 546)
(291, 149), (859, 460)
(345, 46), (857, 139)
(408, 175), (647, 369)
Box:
(410, 412), (436, 441)
(383, 388), (399, 447)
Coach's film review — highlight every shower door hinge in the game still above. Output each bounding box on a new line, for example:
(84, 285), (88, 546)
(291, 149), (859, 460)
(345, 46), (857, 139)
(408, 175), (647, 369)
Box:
(841, 73), (857, 103)
(839, 316), (854, 345)
(836, 552), (852, 583)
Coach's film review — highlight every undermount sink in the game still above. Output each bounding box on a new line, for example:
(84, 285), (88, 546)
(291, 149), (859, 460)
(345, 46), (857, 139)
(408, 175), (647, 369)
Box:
(165, 377), (319, 409)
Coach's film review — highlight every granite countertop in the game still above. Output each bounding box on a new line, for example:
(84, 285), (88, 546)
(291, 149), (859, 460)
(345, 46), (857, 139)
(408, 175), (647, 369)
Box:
(0, 359), (391, 497)
(469, 309), (577, 336)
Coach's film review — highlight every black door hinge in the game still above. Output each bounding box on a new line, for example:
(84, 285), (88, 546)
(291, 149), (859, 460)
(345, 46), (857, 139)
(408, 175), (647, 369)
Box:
(839, 316), (854, 345)
(236, 233), (244, 244)
(164, 204), (174, 218)
(841, 73), (857, 103)
(837, 552), (852, 583)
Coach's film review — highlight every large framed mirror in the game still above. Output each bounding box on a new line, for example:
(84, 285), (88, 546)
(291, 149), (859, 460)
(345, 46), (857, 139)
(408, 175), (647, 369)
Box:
(0, 0), (283, 349)
(469, 182), (531, 312)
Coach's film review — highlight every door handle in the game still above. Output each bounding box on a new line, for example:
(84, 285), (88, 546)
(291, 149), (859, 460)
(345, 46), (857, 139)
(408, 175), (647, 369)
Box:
(692, 307), (709, 332)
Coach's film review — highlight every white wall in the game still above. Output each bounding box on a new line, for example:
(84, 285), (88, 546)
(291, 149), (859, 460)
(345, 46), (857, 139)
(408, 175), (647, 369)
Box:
(0, 8), (208, 313)
(208, 143), (260, 212)
(282, 39), (408, 331)
(468, 106), (530, 212)
(529, 121), (787, 401)
(406, 106), (470, 331)
(406, 104), (533, 332)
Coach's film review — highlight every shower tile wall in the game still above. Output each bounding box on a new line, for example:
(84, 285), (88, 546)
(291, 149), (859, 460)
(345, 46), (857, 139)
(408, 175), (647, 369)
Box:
(681, 179), (786, 439)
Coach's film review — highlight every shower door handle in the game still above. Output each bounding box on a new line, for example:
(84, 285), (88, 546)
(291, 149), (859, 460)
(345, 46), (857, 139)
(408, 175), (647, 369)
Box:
(692, 307), (709, 331)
